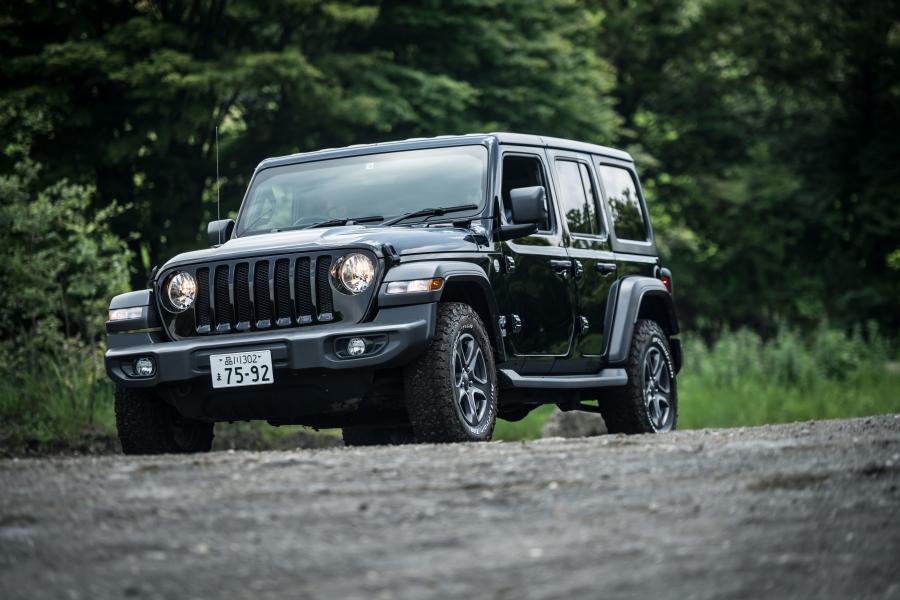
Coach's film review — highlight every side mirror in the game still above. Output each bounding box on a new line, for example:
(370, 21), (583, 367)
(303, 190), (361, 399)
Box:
(208, 219), (235, 247)
(510, 186), (548, 224)
(495, 186), (547, 242)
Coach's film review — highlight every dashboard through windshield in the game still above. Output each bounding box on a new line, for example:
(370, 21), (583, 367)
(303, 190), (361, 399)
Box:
(236, 145), (488, 236)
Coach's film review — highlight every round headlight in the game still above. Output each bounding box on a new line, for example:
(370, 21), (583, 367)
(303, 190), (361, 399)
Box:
(336, 253), (375, 294)
(166, 271), (197, 312)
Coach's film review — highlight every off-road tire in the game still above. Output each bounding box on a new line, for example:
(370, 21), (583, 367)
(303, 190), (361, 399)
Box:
(404, 302), (498, 443)
(342, 426), (416, 446)
(115, 386), (214, 454)
(600, 319), (678, 434)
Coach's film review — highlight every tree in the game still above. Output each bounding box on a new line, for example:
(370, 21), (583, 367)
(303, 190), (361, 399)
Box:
(0, 0), (620, 285)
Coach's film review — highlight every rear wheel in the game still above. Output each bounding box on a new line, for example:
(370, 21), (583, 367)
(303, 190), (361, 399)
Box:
(404, 302), (498, 443)
(600, 319), (677, 434)
(341, 426), (416, 446)
(115, 386), (214, 454)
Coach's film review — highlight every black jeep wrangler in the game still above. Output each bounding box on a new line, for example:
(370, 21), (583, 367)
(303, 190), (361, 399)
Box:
(105, 133), (681, 453)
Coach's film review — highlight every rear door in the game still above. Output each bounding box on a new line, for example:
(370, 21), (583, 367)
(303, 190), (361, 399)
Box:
(546, 149), (617, 374)
(595, 158), (659, 280)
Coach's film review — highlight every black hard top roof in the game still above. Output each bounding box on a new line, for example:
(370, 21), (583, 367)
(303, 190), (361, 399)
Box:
(257, 132), (632, 171)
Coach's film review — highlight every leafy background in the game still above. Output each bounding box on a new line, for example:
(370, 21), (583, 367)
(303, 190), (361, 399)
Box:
(0, 0), (898, 452)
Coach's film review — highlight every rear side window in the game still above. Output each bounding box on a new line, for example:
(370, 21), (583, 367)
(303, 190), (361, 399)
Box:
(599, 165), (647, 241)
(555, 160), (599, 235)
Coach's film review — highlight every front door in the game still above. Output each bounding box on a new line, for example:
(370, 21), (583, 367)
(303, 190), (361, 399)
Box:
(498, 148), (575, 373)
(546, 150), (617, 374)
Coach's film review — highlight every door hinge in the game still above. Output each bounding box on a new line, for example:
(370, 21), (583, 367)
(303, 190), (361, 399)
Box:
(579, 315), (590, 334)
(510, 314), (523, 334)
(504, 255), (516, 274)
(498, 315), (507, 337)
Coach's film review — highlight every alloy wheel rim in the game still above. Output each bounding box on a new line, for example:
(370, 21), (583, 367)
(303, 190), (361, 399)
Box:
(642, 345), (673, 431)
(453, 332), (489, 428)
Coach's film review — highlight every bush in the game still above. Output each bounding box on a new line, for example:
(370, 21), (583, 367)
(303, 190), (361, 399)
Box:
(678, 324), (900, 429)
(0, 157), (131, 449)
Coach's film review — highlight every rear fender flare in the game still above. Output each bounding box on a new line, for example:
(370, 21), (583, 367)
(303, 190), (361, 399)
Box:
(604, 276), (678, 365)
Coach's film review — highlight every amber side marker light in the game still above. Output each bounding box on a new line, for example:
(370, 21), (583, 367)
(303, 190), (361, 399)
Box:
(385, 277), (445, 294)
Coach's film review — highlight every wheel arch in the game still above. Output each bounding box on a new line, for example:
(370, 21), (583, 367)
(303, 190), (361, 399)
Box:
(378, 260), (506, 363)
(604, 276), (679, 365)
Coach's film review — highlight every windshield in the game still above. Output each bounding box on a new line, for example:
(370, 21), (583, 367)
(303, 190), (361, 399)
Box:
(236, 145), (488, 236)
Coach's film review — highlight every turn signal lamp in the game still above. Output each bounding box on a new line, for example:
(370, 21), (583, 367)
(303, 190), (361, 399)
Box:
(385, 278), (444, 295)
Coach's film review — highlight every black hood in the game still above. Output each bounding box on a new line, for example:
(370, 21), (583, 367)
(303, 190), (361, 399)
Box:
(161, 224), (485, 270)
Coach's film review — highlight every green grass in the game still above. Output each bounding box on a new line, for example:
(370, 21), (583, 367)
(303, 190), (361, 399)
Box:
(493, 404), (557, 441)
(677, 364), (900, 429)
(0, 343), (117, 454)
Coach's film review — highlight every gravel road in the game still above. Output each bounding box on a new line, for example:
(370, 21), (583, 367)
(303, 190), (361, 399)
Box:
(1, 415), (899, 600)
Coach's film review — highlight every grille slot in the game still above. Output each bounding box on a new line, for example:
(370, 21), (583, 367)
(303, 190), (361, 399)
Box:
(253, 261), (272, 327)
(274, 259), (291, 326)
(163, 251), (353, 339)
(234, 263), (251, 328)
(316, 256), (334, 320)
(214, 265), (232, 331)
(295, 257), (313, 323)
(196, 268), (211, 332)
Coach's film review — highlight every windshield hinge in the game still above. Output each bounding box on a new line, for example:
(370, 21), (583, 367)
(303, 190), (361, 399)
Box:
(381, 244), (401, 268)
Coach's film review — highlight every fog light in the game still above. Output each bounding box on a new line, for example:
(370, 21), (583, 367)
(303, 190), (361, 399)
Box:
(134, 357), (155, 377)
(347, 338), (366, 357)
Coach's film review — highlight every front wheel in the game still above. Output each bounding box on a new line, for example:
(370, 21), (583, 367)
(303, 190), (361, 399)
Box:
(115, 386), (214, 454)
(600, 319), (678, 434)
(404, 302), (498, 443)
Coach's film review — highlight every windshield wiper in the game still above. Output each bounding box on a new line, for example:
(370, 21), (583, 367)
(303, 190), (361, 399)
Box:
(302, 215), (385, 229)
(382, 204), (479, 226)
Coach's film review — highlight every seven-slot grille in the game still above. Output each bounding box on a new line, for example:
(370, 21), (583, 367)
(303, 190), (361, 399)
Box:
(183, 254), (337, 337)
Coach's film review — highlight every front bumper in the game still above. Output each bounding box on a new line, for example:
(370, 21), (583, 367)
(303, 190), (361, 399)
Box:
(105, 303), (437, 388)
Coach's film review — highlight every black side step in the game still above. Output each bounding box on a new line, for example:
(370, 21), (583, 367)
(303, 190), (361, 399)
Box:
(497, 368), (627, 390)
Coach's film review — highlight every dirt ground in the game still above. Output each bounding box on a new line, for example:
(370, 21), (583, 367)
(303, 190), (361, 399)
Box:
(1, 415), (898, 599)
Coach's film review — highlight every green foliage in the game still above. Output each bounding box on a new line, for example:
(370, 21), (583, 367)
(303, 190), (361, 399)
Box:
(0, 155), (131, 448)
(592, 0), (900, 334)
(494, 404), (556, 441)
(2, 0), (897, 334)
(678, 324), (900, 428)
(0, 0), (620, 281)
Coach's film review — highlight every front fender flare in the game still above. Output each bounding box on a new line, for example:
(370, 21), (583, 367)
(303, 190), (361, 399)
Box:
(106, 289), (161, 333)
(377, 260), (504, 362)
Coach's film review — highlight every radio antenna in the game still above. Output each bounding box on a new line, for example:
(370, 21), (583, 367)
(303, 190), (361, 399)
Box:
(215, 125), (221, 224)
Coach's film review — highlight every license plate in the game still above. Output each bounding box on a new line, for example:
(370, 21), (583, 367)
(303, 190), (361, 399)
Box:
(210, 350), (274, 388)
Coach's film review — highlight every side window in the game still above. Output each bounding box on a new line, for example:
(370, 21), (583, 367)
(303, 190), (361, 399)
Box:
(599, 165), (647, 241)
(555, 159), (600, 236)
(501, 155), (553, 232)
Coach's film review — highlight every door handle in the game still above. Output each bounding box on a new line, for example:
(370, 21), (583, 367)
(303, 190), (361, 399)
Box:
(548, 259), (572, 279)
(594, 262), (617, 275)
